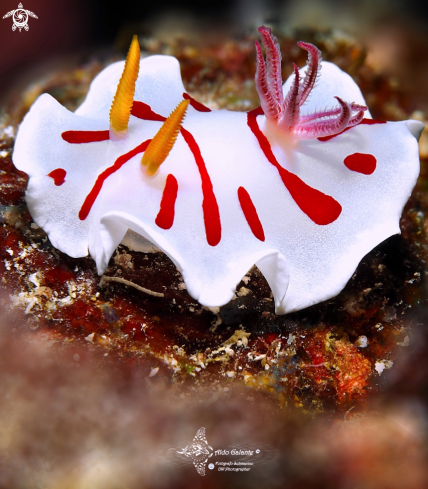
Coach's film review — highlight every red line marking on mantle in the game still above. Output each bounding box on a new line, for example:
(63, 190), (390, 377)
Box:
(183, 93), (212, 112)
(79, 140), (151, 220)
(132, 102), (221, 246)
(180, 128), (221, 246)
(247, 108), (342, 226)
(317, 118), (387, 142)
(47, 168), (67, 186)
(62, 130), (110, 143)
(155, 174), (178, 230)
(131, 102), (166, 122)
(238, 187), (265, 241)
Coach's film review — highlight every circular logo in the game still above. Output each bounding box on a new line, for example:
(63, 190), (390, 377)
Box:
(13, 9), (28, 28)
(208, 463), (214, 470)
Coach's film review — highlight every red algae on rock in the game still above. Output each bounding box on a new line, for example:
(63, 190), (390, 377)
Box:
(303, 329), (372, 406)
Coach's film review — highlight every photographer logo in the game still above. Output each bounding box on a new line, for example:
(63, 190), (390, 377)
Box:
(173, 427), (270, 476)
(2, 3), (38, 32)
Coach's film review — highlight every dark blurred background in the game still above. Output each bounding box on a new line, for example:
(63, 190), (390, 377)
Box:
(1, 0), (428, 107)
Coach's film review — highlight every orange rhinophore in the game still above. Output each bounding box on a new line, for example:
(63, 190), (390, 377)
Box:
(142, 99), (190, 176)
(109, 35), (140, 140)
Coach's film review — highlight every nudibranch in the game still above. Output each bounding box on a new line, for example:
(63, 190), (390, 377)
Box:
(13, 27), (423, 315)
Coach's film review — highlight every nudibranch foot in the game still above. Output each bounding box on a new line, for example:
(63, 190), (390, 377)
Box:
(255, 26), (367, 140)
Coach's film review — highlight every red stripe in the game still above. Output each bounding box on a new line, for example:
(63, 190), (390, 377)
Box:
(317, 118), (386, 141)
(181, 128), (221, 246)
(155, 174), (178, 229)
(360, 118), (387, 125)
(79, 140), (151, 220)
(183, 93), (211, 112)
(47, 168), (66, 186)
(238, 187), (265, 241)
(131, 102), (166, 121)
(247, 108), (342, 226)
(132, 101), (221, 246)
(250, 106), (264, 117)
(62, 130), (109, 143)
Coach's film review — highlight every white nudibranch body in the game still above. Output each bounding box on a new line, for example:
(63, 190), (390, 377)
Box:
(12, 29), (423, 314)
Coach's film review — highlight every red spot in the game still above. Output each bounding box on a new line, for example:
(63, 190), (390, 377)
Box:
(247, 109), (342, 225)
(238, 187), (265, 241)
(155, 174), (178, 230)
(344, 153), (377, 175)
(131, 102), (166, 122)
(47, 168), (66, 186)
(132, 102), (221, 246)
(317, 118), (387, 142)
(79, 140), (151, 220)
(62, 130), (109, 143)
(183, 93), (212, 112)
